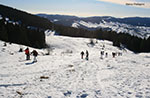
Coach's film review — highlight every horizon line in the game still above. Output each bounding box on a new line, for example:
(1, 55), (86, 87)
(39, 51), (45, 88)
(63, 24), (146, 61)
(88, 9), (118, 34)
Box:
(34, 12), (150, 18)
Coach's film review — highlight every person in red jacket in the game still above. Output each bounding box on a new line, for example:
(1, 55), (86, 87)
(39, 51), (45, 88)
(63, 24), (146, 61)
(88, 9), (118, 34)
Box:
(24, 47), (30, 60)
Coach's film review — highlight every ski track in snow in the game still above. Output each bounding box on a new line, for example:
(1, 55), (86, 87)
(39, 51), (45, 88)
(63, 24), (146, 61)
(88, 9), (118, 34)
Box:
(0, 35), (150, 98)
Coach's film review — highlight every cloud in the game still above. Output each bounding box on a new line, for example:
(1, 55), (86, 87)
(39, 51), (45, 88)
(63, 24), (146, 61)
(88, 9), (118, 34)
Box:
(96, 0), (150, 8)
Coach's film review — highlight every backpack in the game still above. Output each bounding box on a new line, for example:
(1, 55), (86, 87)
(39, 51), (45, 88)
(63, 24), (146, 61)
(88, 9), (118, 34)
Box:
(33, 50), (38, 56)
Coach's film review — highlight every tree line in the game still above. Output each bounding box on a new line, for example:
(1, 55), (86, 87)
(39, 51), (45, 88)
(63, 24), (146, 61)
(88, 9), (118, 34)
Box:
(0, 17), (46, 48)
(53, 24), (150, 53)
(96, 29), (150, 52)
(0, 4), (52, 48)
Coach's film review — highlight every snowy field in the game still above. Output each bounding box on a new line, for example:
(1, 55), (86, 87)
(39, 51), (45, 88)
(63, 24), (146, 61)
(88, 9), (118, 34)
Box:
(0, 34), (150, 98)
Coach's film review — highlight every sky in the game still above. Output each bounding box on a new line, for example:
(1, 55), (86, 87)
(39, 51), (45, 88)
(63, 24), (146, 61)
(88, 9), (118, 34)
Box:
(0, 0), (150, 18)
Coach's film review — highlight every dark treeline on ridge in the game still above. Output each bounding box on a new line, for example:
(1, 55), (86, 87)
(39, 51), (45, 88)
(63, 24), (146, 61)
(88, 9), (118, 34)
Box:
(0, 4), (52, 29)
(0, 4), (150, 52)
(96, 29), (150, 52)
(0, 18), (46, 48)
(0, 4), (53, 48)
(53, 24), (150, 53)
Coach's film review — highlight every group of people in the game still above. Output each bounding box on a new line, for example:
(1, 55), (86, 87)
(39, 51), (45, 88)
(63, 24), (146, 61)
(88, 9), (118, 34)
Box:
(24, 45), (122, 62)
(81, 50), (89, 60)
(80, 48), (122, 60)
(24, 47), (38, 62)
(112, 52), (122, 58)
(100, 50), (108, 59)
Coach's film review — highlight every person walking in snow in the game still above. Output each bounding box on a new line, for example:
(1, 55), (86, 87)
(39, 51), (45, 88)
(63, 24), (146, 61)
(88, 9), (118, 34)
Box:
(112, 52), (116, 58)
(105, 52), (108, 58)
(100, 51), (104, 59)
(24, 47), (30, 60)
(31, 50), (38, 62)
(85, 50), (89, 60)
(81, 51), (84, 59)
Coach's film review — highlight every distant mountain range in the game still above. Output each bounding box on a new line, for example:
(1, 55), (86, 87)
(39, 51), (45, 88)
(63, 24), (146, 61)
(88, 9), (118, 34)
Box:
(0, 4), (150, 52)
(37, 14), (150, 38)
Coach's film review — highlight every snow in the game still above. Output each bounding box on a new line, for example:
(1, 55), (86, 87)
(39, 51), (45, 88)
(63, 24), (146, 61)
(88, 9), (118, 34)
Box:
(0, 15), (2, 20)
(53, 19), (58, 22)
(0, 34), (150, 98)
(72, 20), (150, 39)
(45, 30), (55, 36)
(72, 23), (79, 28)
(79, 21), (99, 28)
(8, 20), (17, 25)
(5, 18), (9, 21)
(27, 26), (38, 30)
(15, 22), (19, 25)
(0, 16), (20, 25)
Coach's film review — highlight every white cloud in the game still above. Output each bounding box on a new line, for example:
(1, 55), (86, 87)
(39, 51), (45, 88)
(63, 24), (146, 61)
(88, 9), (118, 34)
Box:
(96, 0), (150, 8)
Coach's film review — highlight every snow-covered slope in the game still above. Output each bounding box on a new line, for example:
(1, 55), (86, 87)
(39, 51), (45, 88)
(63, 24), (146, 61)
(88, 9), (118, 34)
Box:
(72, 20), (150, 39)
(0, 34), (150, 98)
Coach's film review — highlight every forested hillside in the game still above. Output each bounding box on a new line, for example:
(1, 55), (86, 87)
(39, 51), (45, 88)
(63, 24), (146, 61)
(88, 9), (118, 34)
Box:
(0, 4), (53, 48)
(0, 4), (53, 29)
(0, 17), (46, 48)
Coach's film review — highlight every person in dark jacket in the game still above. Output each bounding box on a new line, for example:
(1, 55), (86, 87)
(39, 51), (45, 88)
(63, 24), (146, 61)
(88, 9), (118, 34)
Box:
(100, 51), (104, 59)
(105, 52), (108, 58)
(85, 50), (89, 60)
(31, 50), (38, 62)
(24, 47), (30, 60)
(81, 51), (84, 59)
(112, 52), (116, 58)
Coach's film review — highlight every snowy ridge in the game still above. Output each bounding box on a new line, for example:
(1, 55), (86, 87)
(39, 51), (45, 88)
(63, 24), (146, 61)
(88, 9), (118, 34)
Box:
(0, 35), (150, 98)
(72, 20), (150, 39)
(72, 23), (80, 28)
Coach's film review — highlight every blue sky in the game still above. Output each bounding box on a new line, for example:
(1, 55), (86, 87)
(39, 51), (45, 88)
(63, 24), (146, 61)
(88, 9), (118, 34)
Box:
(0, 0), (150, 17)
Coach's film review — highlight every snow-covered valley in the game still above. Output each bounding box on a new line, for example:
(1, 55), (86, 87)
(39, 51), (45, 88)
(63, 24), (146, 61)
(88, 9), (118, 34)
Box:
(0, 34), (150, 98)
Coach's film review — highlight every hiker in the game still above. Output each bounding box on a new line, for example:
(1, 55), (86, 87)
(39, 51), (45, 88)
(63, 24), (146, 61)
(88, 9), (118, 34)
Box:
(81, 51), (84, 59)
(25, 47), (30, 60)
(100, 51), (104, 59)
(31, 50), (38, 62)
(3, 42), (7, 46)
(112, 52), (116, 58)
(19, 48), (23, 52)
(118, 52), (122, 56)
(105, 52), (108, 58)
(85, 50), (89, 60)
(102, 44), (105, 48)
